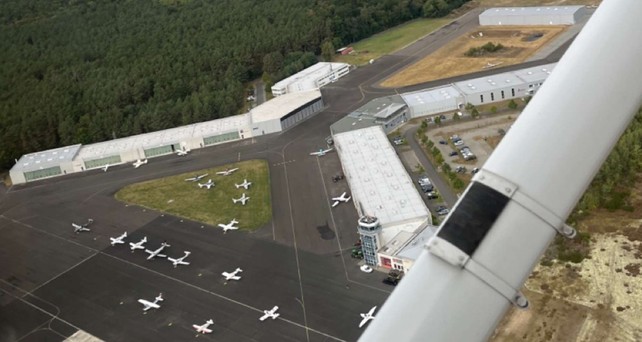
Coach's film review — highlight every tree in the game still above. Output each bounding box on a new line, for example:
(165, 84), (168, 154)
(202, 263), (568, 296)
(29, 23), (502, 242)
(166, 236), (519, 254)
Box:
(321, 40), (335, 62)
(263, 52), (284, 75)
(434, 116), (442, 125)
(471, 108), (480, 118)
(508, 99), (518, 110)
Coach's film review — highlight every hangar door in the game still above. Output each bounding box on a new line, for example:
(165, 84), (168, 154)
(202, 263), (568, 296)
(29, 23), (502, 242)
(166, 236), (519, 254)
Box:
(85, 155), (122, 169)
(144, 144), (180, 158)
(203, 131), (240, 146)
(24, 166), (62, 181)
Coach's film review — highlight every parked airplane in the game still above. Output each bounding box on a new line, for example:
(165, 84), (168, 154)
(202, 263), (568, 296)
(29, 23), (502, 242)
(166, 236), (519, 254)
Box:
(72, 219), (93, 233)
(102, 164), (110, 172)
(176, 149), (189, 156)
(259, 306), (280, 321)
(130, 236), (148, 252)
(167, 251), (191, 268)
(232, 193), (249, 205)
(216, 168), (239, 176)
(198, 179), (215, 189)
(235, 179), (252, 190)
(138, 293), (164, 312)
(309, 147), (333, 156)
(132, 159), (148, 168)
(358, 306), (377, 328)
(482, 61), (503, 69)
(193, 319), (214, 334)
(185, 173), (208, 182)
(110, 232), (127, 246)
(218, 219), (239, 233)
(222, 268), (243, 281)
(145, 242), (170, 260)
(331, 192), (352, 208)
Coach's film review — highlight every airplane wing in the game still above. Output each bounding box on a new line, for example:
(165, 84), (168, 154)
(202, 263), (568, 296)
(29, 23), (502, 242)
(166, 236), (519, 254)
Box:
(145, 249), (154, 255)
(309, 151), (321, 156)
(368, 306), (377, 316)
(359, 316), (370, 328)
(259, 313), (269, 321)
(331, 201), (340, 208)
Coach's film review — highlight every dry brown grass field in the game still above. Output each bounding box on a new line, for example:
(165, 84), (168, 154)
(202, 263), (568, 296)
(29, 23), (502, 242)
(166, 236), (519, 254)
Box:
(381, 25), (565, 87)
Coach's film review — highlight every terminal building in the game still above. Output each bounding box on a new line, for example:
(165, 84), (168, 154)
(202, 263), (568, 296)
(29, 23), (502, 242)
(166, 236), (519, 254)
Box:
(10, 90), (323, 184)
(479, 6), (587, 26)
(271, 62), (350, 96)
(333, 125), (433, 271)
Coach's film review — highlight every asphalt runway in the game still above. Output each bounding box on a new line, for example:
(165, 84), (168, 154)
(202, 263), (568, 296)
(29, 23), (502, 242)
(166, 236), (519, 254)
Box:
(0, 7), (578, 341)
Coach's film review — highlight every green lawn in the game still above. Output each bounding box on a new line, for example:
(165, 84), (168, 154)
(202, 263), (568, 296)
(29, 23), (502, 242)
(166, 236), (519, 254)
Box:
(335, 18), (451, 66)
(115, 159), (271, 231)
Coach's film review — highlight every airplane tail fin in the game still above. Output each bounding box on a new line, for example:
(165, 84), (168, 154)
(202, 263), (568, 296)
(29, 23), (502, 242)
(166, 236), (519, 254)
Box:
(156, 293), (164, 302)
(206, 319), (214, 325)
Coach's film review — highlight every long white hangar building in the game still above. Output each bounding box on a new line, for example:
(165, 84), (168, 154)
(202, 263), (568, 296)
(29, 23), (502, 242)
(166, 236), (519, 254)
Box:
(10, 90), (323, 184)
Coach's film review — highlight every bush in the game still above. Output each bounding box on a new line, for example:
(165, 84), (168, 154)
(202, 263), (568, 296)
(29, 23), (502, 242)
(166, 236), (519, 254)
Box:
(490, 106), (497, 114)
(508, 99), (518, 110)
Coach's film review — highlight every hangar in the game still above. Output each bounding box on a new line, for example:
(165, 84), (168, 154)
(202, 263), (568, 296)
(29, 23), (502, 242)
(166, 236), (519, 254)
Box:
(271, 62), (350, 96)
(401, 86), (464, 118)
(9, 90), (323, 184)
(452, 63), (555, 106)
(10, 145), (81, 184)
(479, 6), (587, 26)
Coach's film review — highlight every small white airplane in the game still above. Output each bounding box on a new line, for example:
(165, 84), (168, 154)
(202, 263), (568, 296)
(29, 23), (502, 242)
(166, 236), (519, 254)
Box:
(185, 173), (208, 182)
(331, 192), (352, 208)
(110, 232), (127, 246)
(102, 164), (110, 172)
(176, 149), (189, 156)
(138, 293), (164, 312)
(259, 306), (280, 321)
(72, 219), (93, 233)
(167, 251), (191, 268)
(235, 179), (252, 190)
(216, 168), (239, 176)
(309, 147), (334, 156)
(359, 306), (377, 328)
(132, 159), (148, 168)
(198, 179), (215, 189)
(129, 236), (148, 252)
(145, 242), (170, 260)
(222, 267), (243, 281)
(218, 219), (239, 233)
(482, 61), (503, 69)
(193, 319), (214, 334)
(232, 193), (249, 205)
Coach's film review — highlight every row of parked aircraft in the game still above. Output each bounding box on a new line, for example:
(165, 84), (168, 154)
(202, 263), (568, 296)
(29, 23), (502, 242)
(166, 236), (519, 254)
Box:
(182, 168), (251, 205)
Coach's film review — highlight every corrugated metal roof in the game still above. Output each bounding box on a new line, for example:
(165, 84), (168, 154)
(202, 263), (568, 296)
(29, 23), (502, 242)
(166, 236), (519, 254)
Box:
(334, 126), (430, 226)
(12, 144), (81, 172)
(250, 90), (321, 123)
(480, 6), (584, 17)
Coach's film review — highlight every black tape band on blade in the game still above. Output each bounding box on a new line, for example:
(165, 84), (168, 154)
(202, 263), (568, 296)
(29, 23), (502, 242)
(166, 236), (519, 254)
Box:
(437, 182), (510, 256)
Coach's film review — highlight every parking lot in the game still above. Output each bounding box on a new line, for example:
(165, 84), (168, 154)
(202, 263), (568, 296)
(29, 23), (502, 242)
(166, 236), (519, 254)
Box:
(424, 113), (518, 175)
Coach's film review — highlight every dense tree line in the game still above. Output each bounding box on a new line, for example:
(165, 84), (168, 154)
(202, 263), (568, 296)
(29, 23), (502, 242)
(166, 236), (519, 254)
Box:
(0, 0), (469, 170)
(574, 108), (642, 214)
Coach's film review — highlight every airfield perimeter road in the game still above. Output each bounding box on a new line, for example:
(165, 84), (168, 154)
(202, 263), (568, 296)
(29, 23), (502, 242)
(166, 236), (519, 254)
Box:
(0, 8), (576, 342)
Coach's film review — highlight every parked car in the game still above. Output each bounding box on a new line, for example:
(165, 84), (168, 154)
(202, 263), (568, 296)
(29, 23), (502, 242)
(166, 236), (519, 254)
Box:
(439, 140), (447, 145)
(455, 166), (466, 173)
(437, 208), (450, 216)
(448, 151), (458, 157)
(426, 191), (439, 199)
(472, 167), (480, 174)
(332, 174), (345, 183)
(418, 175), (431, 185)
(360, 265), (373, 273)
(454, 140), (465, 146)
(421, 184), (434, 192)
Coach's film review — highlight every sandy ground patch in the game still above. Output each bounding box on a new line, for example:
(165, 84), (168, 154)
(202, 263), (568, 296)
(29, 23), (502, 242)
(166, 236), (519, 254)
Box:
(381, 25), (565, 87)
(493, 198), (642, 341)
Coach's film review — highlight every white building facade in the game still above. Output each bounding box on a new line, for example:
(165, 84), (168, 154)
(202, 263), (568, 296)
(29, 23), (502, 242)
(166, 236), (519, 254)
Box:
(271, 62), (350, 96)
(479, 6), (587, 26)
